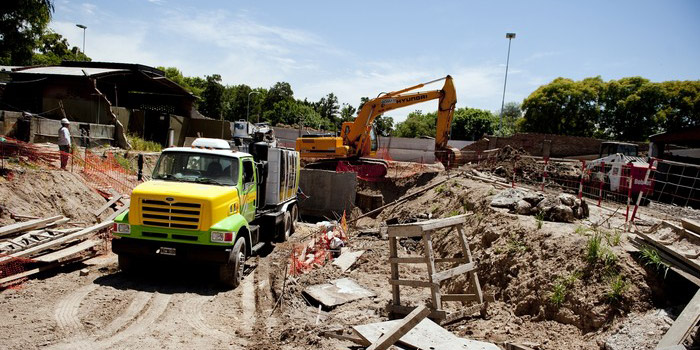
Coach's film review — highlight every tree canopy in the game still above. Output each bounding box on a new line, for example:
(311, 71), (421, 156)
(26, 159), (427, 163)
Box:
(1, 0), (54, 65)
(521, 76), (700, 140)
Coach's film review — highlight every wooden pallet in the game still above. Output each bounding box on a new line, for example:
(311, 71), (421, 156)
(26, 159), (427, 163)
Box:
(387, 214), (484, 322)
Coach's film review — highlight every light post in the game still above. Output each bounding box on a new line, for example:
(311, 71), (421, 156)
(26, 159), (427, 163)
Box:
(499, 32), (516, 134)
(247, 91), (261, 123)
(76, 24), (87, 57)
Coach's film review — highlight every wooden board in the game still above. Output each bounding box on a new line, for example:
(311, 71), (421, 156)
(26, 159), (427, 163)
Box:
(92, 193), (123, 216)
(682, 219), (700, 235)
(34, 239), (100, 263)
(304, 278), (375, 308)
(636, 232), (700, 273)
(0, 221), (113, 263)
(332, 250), (364, 273)
(0, 215), (64, 238)
(432, 262), (476, 283)
(387, 214), (471, 238)
(657, 288), (700, 348)
(366, 305), (431, 350)
(105, 202), (130, 222)
(353, 317), (500, 350)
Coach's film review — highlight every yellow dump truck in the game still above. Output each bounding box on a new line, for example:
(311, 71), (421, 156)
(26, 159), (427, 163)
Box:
(111, 137), (300, 288)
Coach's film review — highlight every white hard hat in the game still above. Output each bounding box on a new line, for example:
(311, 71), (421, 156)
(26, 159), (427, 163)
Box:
(61, 118), (70, 125)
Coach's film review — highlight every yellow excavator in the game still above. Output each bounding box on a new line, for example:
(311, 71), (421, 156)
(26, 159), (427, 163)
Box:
(295, 75), (459, 177)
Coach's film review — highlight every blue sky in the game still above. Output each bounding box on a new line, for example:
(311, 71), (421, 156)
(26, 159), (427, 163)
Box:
(49, 0), (700, 122)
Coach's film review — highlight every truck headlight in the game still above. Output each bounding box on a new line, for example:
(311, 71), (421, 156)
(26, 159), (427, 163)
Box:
(211, 231), (234, 243)
(113, 223), (131, 234)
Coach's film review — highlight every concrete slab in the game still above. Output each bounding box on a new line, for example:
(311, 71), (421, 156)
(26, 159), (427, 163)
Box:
(332, 250), (364, 273)
(304, 277), (375, 308)
(353, 318), (499, 350)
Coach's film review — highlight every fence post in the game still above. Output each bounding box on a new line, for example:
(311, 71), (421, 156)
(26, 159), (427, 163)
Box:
(625, 164), (632, 224)
(137, 154), (144, 181)
(541, 157), (549, 191)
(578, 160), (586, 199)
(630, 159), (655, 223)
(597, 161), (605, 207)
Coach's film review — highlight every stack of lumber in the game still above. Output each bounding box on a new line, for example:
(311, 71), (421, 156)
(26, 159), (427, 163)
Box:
(0, 215), (113, 287)
(632, 218), (700, 349)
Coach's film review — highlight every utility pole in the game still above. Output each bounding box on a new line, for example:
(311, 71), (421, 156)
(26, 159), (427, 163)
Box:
(499, 32), (516, 134)
(76, 24), (87, 57)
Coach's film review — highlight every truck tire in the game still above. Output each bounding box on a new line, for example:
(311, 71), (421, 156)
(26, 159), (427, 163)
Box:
(118, 254), (135, 274)
(219, 237), (246, 288)
(276, 210), (292, 243)
(291, 204), (298, 227)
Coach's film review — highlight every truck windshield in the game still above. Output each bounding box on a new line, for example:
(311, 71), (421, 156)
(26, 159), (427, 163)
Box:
(152, 152), (239, 186)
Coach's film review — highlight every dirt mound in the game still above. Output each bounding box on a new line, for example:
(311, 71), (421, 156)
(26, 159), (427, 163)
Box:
(0, 169), (111, 226)
(478, 145), (539, 179)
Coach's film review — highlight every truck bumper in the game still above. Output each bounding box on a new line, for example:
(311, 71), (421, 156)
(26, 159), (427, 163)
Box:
(112, 237), (232, 264)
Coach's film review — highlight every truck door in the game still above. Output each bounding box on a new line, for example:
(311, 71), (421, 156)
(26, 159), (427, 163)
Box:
(240, 159), (257, 222)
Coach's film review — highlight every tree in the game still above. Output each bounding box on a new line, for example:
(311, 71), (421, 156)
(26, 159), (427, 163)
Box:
(393, 110), (436, 138)
(263, 99), (331, 130)
(316, 92), (340, 129)
(598, 77), (665, 140)
(199, 74), (224, 119)
(0, 0), (54, 65)
(521, 77), (603, 137)
(263, 82), (293, 111)
(374, 115), (394, 136)
(451, 107), (498, 140)
(658, 80), (700, 133)
(495, 102), (522, 136)
(339, 103), (356, 123)
(32, 30), (89, 65)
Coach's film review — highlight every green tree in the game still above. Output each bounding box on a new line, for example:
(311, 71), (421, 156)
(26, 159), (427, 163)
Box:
(340, 103), (356, 123)
(263, 99), (331, 129)
(521, 77), (604, 137)
(316, 92), (340, 129)
(263, 82), (293, 111)
(32, 30), (90, 65)
(393, 110), (436, 138)
(199, 74), (224, 119)
(599, 77), (665, 140)
(658, 80), (700, 133)
(451, 107), (498, 140)
(374, 115), (394, 136)
(495, 102), (522, 136)
(0, 0), (54, 65)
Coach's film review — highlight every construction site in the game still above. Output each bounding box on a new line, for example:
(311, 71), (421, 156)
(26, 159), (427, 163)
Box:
(0, 43), (698, 350)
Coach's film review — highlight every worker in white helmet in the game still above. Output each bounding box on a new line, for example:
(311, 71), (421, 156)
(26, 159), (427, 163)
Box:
(58, 118), (71, 169)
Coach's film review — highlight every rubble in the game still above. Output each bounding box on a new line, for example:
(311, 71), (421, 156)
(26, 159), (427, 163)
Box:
(490, 188), (589, 222)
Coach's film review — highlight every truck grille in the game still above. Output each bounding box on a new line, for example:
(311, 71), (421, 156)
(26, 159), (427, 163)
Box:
(141, 199), (201, 230)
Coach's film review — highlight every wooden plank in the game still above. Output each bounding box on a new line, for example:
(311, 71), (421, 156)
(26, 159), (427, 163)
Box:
(93, 193), (123, 216)
(389, 279), (435, 288)
(681, 218), (700, 235)
(457, 225), (483, 303)
(432, 262), (477, 283)
(387, 304), (447, 320)
(105, 202), (130, 222)
(0, 215), (64, 238)
(657, 289), (700, 348)
(34, 239), (100, 263)
(47, 217), (71, 227)
(332, 250), (364, 273)
(0, 221), (113, 262)
(637, 232), (700, 273)
(388, 214), (471, 233)
(440, 302), (485, 325)
(387, 226), (424, 238)
(423, 231), (441, 309)
(389, 257), (426, 264)
(440, 293), (481, 302)
(389, 236), (401, 306)
(435, 257), (468, 263)
(366, 305), (431, 350)
(0, 262), (62, 286)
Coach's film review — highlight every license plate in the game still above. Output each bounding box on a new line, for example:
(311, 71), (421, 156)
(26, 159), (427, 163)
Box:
(158, 247), (176, 256)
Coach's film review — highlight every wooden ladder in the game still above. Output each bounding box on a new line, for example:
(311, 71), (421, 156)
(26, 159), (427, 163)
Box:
(387, 214), (484, 322)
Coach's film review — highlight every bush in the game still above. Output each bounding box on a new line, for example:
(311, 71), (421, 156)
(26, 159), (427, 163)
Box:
(127, 134), (162, 152)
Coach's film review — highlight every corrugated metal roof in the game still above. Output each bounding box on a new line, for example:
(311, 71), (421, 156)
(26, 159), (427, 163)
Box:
(13, 66), (128, 77)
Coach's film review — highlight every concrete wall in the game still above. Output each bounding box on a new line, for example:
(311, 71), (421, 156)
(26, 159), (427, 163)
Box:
(298, 169), (356, 218)
(462, 133), (603, 158)
(186, 119), (232, 140)
(32, 117), (114, 146)
(378, 136), (435, 162)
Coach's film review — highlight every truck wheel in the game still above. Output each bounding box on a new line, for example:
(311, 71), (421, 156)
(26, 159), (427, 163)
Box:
(219, 237), (246, 288)
(291, 204), (298, 226)
(276, 211), (292, 243)
(118, 254), (135, 274)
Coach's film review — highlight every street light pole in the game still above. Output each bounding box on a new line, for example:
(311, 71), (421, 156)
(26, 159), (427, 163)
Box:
(76, 24), (87, 57)
(247, 91), (261, 123)
(499, 32), (516, 134)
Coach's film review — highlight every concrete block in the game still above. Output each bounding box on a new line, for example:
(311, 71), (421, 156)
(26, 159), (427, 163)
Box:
(298, 169), (356, 218)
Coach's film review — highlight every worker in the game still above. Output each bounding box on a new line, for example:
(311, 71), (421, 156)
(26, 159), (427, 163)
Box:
(58, 118), (71, 169)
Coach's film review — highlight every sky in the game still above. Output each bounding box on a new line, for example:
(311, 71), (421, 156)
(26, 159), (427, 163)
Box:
(48, 0), (700, 123)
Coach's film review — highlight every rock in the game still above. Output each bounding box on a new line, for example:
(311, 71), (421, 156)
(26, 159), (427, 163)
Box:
(490, 188), (529, 208)
(523, 192), (545, 206)
(536, 196), (559, 213)
(79, 268), (89, 276)
(558, 193), (576, 207)
(514, 200), (533, 215)
(546, 205), (575, 223)
(572, 198), (589, 219)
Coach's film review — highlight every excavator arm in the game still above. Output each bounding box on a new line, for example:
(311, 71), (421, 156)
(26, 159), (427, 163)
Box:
(345, 75), (457, 157)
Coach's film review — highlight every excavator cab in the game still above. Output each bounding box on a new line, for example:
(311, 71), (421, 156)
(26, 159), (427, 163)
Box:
(340, 122), (378, 157)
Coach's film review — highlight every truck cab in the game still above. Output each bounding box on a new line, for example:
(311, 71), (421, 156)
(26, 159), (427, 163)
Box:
(111, 138), (299, 288)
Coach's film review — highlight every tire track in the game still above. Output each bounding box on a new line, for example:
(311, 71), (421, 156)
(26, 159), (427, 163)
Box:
(182, 295), (230, 341)
(94, 292), (172, 348)
(54, 284), (98, 335)
(240, 271), (256, 335)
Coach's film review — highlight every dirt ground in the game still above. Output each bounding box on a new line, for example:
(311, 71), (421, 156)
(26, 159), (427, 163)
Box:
(1, 165), (698, 349)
